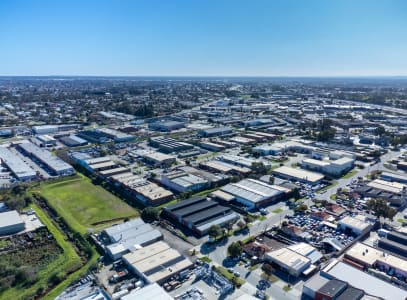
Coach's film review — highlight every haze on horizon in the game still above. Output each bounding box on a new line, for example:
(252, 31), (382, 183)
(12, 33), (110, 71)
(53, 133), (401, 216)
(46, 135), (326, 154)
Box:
(1, 0), (406, 77)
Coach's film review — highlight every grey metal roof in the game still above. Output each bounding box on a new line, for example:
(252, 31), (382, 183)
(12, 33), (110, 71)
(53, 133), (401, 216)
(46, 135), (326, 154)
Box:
(0, 210), (24, 228)
(121, 283), (173, 300)
(18, 142), (73, 173)
(326, 261), (407, 300)
(164, 196), (205, 212)
(0, 147), (36, 179)
(184, 206), (231, 224)
(221, 178), (283, 203)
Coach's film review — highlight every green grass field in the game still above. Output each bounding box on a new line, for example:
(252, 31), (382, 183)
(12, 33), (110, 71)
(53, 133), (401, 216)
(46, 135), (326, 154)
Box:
(37, 176), (139, 234)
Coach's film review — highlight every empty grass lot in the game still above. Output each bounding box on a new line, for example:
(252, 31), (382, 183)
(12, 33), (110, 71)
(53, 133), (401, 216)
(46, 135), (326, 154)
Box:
(37, 175), (139, 234)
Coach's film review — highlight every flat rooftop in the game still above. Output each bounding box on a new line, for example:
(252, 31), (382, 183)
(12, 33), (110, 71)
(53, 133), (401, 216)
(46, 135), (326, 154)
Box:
(266, 247), (310, 271)
(367, 179), (406, 194)
(346, 242), (407, 273)
(323, 260), (407, 300)
(122, 283), (173, 300)
(273, 166), (324, 183)
(221, 178), (283, 203)
(0, 210), (24, 228)
(0, 146), (36, 179)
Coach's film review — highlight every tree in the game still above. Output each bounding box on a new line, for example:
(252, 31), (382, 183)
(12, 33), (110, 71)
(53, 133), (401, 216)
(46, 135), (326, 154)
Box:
(262, 263), (274, 276)
(141, 207), (160, 222)
(251, 162), (269, 178)
(228, 241), (243, 258)
(208, 224), (223, 239)
(294, 203), (308, 213)
(367, 198), (397, 220)
(374, 126), (386, 136)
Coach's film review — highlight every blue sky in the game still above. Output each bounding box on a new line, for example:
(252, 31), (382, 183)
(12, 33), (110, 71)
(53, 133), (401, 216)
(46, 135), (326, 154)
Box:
(0, 0), (406, 76)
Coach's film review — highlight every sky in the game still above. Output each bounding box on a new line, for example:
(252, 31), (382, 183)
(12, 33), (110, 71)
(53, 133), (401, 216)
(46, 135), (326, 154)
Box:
(0, 0), (406, 77)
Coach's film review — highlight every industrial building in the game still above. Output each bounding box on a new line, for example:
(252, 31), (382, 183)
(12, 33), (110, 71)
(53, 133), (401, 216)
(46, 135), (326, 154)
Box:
(160, 170), (209, 193)
(199, 141), (226, 152)
(112, 174), (174, 206)
(320, 259), (407, 300)
(149, 136), (194, 153)
(365, 179), (406, 207)
(77, 130), (111, 144)
(18, 142), (74, 176)
(59, 135), (88, 147)
(265, 247), (312, 277)
(377, 231), (407, 258)
(36, 134), (57, 147)
(198, 126), (232, 137)
(380, 171), (407, 184)
(253, 144), (284, 156)
(199, 160), (251, 176)
(121, 283), (173, 300)
(0, 210), (25, 235)
(97, 128), (134, 142)
(337, 215), (372, 236)
(345, 242), (407, 278)
(218, 154), (271, 169)
(301, 156), (354, 177)
(102, 219), (163, 260)
(163, 196), (239, 236)
(148, 120), (185, 132)
(123, 241), (193, 284)
(136, 151), (176, 167)
(0, 146), (36, 181)
(220, 178), (288, 209)
(273, 166), (324, 185)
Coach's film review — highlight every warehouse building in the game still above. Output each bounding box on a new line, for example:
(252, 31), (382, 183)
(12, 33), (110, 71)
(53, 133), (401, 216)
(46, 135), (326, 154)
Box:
(123, 241), (193, 284)
(163, 196), (239, 236)
(301, 156), (354, 177)
(97, 128), (134, 142)
(199, 160), (251, 176)
(0, 146), (36, 181)
(337, 215), (372, 236)
(321, 259), (407, 300)
(122, 283), (173, 300)
(137, 151), (176, 168)
(200, 141), (226, 152)
(59, 135), (88, 147)
(366, 179), (406, 207)
(0, 210), (25, 236)
(273, 166), (324, 185)
(36, 134), (57, 147)
(161, 170), (209, 193)
(149, 136), (194, 153)
(77, 130), (111, 144)
(102, 219), (163, 260)
(112, 174), (174, 206)
(218, 154), (271, 169)
(32, 125), (59, 135)
(148, 120), (185, 132)
(18, 142), (74, 176)
(380, 171), (407, 184)
(253, 144), (284, 156)
(265, 247), (312, 277)
(377, 231), (407, 259)
(198, 126), (232, 137)
(220, 178), (288, 209)
(345, 242), (407, 278)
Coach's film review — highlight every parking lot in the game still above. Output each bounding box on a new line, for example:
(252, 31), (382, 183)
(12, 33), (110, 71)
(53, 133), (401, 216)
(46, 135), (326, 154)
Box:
(286, 213), (356, 249)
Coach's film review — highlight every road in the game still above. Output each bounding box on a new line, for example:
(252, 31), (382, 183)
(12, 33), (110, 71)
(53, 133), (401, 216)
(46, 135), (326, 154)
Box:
(198, 209), (297, 300)
(315, 150), (401, 202)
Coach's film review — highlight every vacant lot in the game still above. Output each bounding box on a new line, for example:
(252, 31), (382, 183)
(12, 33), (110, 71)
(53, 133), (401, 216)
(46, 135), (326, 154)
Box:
(0, 204), (83, 300)
(38, 176), (139, 234)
